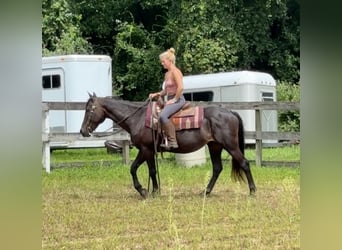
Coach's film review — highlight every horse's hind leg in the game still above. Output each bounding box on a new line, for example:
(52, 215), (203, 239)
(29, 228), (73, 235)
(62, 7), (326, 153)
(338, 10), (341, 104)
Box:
(230, 149), (256, 195)
(205, 142), (224, 195)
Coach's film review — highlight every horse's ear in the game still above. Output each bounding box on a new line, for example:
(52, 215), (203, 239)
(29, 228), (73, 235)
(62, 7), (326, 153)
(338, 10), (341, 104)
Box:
(88, 92), (97, 98)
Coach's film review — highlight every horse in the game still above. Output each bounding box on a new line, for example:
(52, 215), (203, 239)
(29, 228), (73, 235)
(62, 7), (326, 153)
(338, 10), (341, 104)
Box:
(80, 93), (256, 198)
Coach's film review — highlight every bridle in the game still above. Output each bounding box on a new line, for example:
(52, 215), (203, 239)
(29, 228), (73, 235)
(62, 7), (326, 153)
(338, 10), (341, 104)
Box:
(86, 98), (150, 135)
(85, 102), (98, 134)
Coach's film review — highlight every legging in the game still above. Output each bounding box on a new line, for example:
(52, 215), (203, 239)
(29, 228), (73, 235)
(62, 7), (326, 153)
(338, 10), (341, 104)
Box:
(160, 95), (186, 124)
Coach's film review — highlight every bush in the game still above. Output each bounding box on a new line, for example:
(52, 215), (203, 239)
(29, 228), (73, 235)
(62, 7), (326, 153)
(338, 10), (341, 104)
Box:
(276, 82), (300, 132)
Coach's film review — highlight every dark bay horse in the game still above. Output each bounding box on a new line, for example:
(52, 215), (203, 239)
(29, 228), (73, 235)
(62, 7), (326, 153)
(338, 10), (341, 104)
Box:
(80, 93), (256, 198)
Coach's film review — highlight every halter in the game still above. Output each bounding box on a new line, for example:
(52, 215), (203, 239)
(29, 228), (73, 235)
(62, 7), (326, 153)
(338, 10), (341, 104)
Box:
(86, 98), (150, 136)
(84, 102), (97, 134)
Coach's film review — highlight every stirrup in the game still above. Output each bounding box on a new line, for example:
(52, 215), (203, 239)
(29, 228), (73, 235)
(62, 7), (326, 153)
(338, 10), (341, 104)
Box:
(160, 142), (178, 149)
(169, 142), (179, 149)
(160, 137), (168, 148)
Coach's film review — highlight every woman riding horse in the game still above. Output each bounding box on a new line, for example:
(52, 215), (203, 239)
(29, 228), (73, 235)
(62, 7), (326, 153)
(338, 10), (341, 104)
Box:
(149, 48), (186, 149)
(80, 93), (256, 199)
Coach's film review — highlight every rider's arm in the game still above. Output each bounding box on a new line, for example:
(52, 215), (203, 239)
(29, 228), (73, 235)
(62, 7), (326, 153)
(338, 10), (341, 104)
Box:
(171, 69), (184, 102)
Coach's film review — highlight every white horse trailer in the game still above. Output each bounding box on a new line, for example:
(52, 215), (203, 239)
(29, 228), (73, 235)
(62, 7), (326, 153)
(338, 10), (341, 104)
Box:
(182, 71), (278, 144)
(42, 54), (113, 133)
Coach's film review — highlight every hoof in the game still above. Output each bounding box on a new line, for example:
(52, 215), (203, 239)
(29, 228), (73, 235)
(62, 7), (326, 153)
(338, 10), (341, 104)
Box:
(249, 187), (256, 196)
(151, 189), (160, 198)
(140, 188), (149, 199)
(199, 190), (210, 197)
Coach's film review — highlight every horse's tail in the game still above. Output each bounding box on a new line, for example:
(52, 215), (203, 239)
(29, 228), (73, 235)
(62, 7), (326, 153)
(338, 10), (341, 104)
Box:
(231, 111), (247, 183)
(235, 111), (245, 155)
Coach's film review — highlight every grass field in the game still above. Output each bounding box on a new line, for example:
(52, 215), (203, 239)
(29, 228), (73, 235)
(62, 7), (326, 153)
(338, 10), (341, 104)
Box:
(42, 145), (300, 249)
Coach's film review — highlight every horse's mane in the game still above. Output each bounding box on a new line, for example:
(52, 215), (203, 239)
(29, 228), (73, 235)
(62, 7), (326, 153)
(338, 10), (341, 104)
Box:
(102, 96), (147, 108)
(108, 96), (122, 100)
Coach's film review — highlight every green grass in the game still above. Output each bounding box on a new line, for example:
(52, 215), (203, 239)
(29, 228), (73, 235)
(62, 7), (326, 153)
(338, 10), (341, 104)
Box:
(43, 145), (300, 249)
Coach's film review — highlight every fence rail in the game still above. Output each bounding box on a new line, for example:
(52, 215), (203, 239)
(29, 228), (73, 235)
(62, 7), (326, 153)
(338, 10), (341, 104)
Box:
(42, 101), (300, 173)
(210, 101), (300, 166)
(212, 101), (300, 111)
(42, 102), (131, 173)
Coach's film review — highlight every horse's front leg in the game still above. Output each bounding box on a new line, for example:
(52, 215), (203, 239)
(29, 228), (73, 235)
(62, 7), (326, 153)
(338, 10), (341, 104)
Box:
(146, 152), (159, 196)
(130, 150), (149, 199)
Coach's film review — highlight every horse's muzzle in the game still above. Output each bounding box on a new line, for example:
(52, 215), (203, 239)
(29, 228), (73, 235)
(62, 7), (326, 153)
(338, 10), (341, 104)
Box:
(80, 128), (90, 137)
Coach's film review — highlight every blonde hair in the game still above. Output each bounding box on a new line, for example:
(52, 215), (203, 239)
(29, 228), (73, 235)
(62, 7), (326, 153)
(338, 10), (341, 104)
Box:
(159, 47), (176, 64)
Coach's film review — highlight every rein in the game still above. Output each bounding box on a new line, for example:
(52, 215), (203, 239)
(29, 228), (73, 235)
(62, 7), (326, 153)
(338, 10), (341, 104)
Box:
(90, 99), (149, 137)
(148, 100), (161, 194)
(116, 99), (150, 125)
(91, 127), (125, 137)
(114, 99), (161, 194)
(89, 97), (162, 195)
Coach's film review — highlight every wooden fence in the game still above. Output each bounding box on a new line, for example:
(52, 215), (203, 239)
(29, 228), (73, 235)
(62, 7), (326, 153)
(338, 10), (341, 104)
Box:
(213, 101), (300, 166)
(42, 102), (131, 173)
(42, 101), (300, 173)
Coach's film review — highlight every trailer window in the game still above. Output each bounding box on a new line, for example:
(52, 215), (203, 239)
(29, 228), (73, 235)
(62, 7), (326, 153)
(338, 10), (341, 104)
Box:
(42, 75), (61, 89)
(184, 91), (213, 101)
(261, 92), (274, 102)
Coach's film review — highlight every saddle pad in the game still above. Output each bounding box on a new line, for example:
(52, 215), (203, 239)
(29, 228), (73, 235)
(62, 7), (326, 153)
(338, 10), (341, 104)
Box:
(173, 107), (195, 117)
(145, 102), (204, 131)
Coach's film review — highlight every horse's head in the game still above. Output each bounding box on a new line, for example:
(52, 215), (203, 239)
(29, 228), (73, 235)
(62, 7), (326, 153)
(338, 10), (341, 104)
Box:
(80, 92), (106, 137)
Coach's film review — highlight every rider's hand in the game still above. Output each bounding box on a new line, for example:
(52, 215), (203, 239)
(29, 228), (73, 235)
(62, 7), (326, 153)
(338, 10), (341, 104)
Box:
(149, 93), (156, 99)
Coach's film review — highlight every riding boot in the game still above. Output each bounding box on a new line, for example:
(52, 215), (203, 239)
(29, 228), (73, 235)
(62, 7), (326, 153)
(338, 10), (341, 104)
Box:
(160, 120), (178, 149)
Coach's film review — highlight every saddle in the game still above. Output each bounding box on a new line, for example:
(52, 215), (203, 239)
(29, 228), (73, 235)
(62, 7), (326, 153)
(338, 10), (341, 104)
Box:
(145, 101), (204, 131)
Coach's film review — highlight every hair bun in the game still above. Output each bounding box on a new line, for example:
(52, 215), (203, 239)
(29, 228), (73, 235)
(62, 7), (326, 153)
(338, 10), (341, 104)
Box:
(168, 48), (175, 54)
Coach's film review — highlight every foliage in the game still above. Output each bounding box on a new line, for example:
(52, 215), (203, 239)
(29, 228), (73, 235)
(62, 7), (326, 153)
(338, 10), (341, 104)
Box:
(42, 0), (92, 56)
(180, 37), (238, 74)
(113, 22), (163, 100)
(42, 0), (300, 100)
(160, 0), (300, 83)
(277, 81), (300, 132)
(233, 0), (300, 83)
(162, 0), (240, 74)
(68, 0), (135, 55)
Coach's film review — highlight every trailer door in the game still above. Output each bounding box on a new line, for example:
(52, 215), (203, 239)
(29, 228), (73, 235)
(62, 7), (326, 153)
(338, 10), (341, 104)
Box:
(42, 68), (66, 132)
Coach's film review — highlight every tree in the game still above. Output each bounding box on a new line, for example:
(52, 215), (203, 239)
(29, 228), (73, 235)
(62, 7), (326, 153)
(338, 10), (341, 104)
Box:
(42, 0), (92, 55)
(42, 0), (300, 100)
(234, 0), (300, 83)
(160, 0), (240, 75)
(157, 0), (299, 83)
(277, 81), (300, 131)
(113, 22), (163, 100)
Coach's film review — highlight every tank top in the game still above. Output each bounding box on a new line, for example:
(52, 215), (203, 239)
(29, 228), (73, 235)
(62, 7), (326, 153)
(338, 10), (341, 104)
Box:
(164, 78), (177, 96)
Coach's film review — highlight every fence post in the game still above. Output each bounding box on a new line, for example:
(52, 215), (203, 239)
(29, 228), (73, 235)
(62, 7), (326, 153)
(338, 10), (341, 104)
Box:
(255, 109), (262, 167)
(42, 104), (51, 173)
(122, 140), (130, 165)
